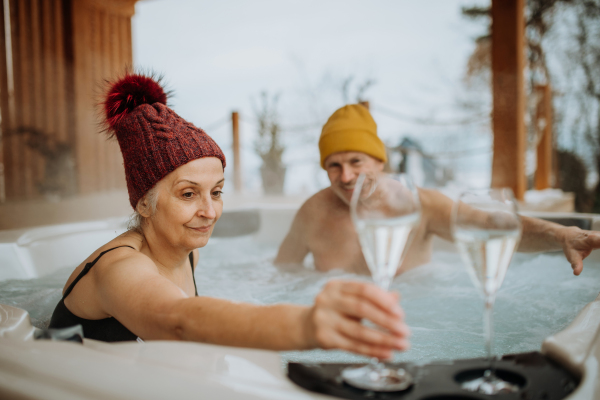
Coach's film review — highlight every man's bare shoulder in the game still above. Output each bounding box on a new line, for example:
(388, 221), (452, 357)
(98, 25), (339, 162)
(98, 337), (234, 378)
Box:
(275, 191), (337, 264)
(297, 187), (340, 217)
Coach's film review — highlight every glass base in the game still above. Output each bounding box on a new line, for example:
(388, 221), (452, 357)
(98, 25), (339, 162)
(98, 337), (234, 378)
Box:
(461, 370), (520, 395)
(341, 364), (413, 392)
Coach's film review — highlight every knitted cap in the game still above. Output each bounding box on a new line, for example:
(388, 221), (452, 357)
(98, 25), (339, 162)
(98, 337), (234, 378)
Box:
(103, 73), (226, 209)
(319, 104), (387, 168)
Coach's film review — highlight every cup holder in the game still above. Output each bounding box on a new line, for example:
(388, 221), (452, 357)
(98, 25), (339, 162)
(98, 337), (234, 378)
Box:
(288, 352), (577, 400)
(454, 368), (527, 389)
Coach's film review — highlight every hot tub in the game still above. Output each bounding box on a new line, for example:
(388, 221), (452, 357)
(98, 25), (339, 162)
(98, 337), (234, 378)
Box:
(0, 206), (599, 399)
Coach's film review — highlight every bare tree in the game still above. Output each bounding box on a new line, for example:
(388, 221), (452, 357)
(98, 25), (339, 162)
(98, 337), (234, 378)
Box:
(570, 1), (600, 210)
(253, 92), (286, 195)
(339, 75), (376, 104)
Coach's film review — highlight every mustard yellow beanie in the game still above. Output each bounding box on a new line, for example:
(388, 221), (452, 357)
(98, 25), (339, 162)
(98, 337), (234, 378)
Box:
(319, 104), (387, 168)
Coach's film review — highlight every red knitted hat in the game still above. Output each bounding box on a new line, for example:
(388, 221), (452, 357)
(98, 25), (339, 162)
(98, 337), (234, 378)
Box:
(103, 73), (226, 209)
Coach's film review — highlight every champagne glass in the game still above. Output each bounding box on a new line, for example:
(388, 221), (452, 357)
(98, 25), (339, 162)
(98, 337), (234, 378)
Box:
(341, 172), (421, 392)
(452, 188), (522, 394)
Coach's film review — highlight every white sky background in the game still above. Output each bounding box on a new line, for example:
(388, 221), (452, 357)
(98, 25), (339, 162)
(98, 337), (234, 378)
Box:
(132, 0), (491, 195)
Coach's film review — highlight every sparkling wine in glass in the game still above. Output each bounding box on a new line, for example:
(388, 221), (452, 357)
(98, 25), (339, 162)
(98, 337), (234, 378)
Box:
(341, 172), (421, 392)
(452, 188), (522, 395)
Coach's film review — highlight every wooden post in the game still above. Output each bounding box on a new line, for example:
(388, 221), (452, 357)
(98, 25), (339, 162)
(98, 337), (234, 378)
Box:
(490, 0), (526, 200)
(0, 0), (9, 203)
(534, 84), (553, 190)
(231, 111), (241, 192)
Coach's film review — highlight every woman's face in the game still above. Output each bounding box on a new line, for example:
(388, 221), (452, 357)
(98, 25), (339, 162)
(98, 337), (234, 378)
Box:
(148, 157), (224, 251)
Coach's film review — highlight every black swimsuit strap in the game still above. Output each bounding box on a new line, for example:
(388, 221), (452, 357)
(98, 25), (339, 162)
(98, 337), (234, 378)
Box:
(189, 252), (198, 296)
(63, 246), (197, 300)
(62, 245), (135, 300)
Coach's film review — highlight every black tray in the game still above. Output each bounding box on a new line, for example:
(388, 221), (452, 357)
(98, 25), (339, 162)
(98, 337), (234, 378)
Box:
(287, 352), (579, 400)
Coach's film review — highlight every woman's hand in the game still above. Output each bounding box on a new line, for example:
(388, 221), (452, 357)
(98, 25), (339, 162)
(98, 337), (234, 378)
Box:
(303, 280), (410, 359)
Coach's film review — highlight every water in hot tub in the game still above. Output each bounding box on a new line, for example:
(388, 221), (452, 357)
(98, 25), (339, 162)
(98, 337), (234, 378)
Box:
(1, 235), (598, 365)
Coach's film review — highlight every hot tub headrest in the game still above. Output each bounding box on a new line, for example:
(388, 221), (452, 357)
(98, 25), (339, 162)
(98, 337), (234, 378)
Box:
(211, 210), (261, 238)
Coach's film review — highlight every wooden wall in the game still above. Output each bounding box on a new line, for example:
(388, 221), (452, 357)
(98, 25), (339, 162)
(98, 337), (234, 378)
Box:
(0, 0), (137, 202)
(72, 0), (135, 195)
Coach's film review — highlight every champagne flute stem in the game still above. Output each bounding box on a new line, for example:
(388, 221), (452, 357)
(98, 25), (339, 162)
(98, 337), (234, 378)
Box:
(375, 274), (392, 292)
(370, 357), (383, 369)
(484, 297), (495, 378)
(373, 276), (392, 369)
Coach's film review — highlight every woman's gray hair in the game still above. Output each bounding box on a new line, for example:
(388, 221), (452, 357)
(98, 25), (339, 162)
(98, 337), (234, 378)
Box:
(128, 185), (160, 233)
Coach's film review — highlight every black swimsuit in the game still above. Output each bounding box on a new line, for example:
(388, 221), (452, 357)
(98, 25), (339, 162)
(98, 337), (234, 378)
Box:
(49, 246), (198, 342)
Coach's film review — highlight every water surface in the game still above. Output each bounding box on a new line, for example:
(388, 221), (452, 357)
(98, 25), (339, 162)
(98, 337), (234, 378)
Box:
(1, 236), (598, 366)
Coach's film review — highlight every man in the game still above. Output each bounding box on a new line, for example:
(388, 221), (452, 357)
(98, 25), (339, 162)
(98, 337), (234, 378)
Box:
(275, 104), (600, 275)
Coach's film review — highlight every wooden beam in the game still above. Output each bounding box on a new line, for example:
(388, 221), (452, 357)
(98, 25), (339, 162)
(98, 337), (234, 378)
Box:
(3, 0), (18, 199)
(30, 0), (44, 193)
(232, 111), (241, 192)
(490, 0), (526, 200)
(16, 0), (32, 198)
(0, 0), (9, 203)
(534, 84), (553, 190)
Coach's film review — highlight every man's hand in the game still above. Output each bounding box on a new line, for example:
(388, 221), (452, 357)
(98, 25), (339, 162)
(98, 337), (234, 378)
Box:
(559, 227), (600, 276)
(304, 280), (410, 359)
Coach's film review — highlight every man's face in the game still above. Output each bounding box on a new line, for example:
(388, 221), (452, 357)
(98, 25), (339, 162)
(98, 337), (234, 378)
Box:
(324, 151), (384, 204)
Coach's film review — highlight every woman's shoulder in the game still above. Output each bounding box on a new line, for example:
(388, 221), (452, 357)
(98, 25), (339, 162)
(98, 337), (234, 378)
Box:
(62, 231), (154, 297)
(87, 232), (154, 275)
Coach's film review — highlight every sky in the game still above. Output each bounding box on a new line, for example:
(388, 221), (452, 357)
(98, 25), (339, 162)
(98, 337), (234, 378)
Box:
(132, 0), (491, 194)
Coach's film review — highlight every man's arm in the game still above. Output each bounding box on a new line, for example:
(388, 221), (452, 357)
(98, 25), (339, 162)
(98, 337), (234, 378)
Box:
(419, 188), (455, 242)
(418, 188), (600, 276)
(274, 207), (310, 265)
(518, 216), (600, 275)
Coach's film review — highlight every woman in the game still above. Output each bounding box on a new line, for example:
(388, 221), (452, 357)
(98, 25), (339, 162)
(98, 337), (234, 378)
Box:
(49, 73), (410, 359)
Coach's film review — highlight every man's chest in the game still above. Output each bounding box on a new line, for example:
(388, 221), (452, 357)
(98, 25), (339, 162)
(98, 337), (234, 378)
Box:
(303, 208), (434, 274)
(305, 213), (369, 273)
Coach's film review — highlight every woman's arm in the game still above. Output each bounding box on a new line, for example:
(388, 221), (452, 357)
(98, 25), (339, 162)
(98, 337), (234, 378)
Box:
(96, 254), (409, 359)
(171, 281), (409, 358)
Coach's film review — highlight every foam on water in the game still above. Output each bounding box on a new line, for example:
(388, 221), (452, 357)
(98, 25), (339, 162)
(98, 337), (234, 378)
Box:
(0, 267), (67, 328)
(198, 238), (600, 364)
(1, 236), (598, 366)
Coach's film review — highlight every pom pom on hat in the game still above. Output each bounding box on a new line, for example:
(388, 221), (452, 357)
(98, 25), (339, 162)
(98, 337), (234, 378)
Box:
(102, 70), (226, 210)
(103, 73), (169, 132)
